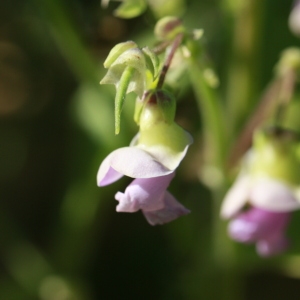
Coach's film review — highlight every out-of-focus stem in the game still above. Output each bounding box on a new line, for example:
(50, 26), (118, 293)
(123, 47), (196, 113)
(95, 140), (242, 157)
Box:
(225, 0), (265, 138)
(188, 58), (227, 173)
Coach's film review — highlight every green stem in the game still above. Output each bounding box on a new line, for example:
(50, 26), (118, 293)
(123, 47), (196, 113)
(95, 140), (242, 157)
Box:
(211, 187), (242, 300)
(115, 66), (135, 134)
(225, 0), (265, 137)
(32, 0), (99, 84)
(188, 58), (227, 172)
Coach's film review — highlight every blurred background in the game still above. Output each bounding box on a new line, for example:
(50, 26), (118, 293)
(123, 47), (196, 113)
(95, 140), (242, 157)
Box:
(1, 0), (300, 299)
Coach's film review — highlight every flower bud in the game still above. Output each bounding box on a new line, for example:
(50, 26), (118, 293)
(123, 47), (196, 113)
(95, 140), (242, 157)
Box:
(139, 90), (176, 129)
(154, 16), (185, 41)
(275, 47), (300, 77)
(101, 42), (159, 98)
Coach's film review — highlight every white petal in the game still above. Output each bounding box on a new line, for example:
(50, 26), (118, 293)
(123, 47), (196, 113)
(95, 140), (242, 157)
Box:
(97, 154), (124, 186)
(250, 178), (300, 212)
(97, 147), (172, 182)
(97, 166), (123, 186)
(220, 175), (251, 219)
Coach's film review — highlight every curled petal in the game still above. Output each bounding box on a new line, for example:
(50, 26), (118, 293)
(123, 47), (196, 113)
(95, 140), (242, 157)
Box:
(97, 147), (173, 184)
(220, 175), (251, 219)
(98, 166), (124, 187)
(250, 178), (300, 212)
(143, 191), (190, 225)
(114, 173), (174, 212)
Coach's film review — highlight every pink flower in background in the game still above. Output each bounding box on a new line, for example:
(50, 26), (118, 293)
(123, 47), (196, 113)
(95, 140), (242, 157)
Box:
(221, 175), (300, 256)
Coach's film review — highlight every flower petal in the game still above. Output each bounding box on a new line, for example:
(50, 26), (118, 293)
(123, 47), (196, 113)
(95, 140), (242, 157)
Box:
(256, 235), (289, 257)
(250, 178), (300, 212)
(97, 165), (124, 186)
(143, 191), (190, 225)
(220, 174), (251, 219)
(114, 174), (174, 212)
(97, 147), (173, 183)
(228, 207), (290, 243)
(97, 150), (124, 186)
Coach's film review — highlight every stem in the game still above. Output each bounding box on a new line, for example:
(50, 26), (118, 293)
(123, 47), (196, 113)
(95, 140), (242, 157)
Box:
(188, 58), (227, 172)
(211, 187), (243, 300)
(156, 33), (184, 89)
(114, 66), (135, 134)
(225, 0), (265, 138)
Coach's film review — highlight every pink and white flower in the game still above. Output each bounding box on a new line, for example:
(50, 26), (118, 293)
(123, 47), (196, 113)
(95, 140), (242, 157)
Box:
(221, 173), (300, 256)
(97, 129), (193, 225)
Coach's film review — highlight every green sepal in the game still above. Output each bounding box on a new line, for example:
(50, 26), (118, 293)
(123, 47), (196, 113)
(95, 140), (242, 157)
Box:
(142, 47), (160, 80)
(134, 97), (144, 125)
(114, 66), (135, 134)
(103, 41), (138, 68)
(100, 47), (147, 98)
(138, 90), (176, 130)
(250, 127), (300, 185)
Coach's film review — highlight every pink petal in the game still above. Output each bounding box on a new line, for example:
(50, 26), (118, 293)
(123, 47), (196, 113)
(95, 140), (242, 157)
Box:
(143, 191), (190, 225)
(250, 178), (300, 212)
(115, 173), (175, 212)
(256, 235), (289, 257)
(228, 207), (290, 243)
(98, 166), (123, 186)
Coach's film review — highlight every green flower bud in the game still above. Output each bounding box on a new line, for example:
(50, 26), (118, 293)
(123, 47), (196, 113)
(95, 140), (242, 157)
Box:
(101, 47), (147, 97)
(154, 16), (185, 41)
(250, 127), (300, 185)
(100, 41), (160, 134)
(138, 90), (176, 129)
(276, 47), (300, 77)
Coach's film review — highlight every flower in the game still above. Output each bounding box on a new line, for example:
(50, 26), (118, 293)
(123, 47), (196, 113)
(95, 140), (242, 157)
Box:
(221, 127), (300, 256)
(221, 174), (300, 256)
(228, 206), (290, 257)
(97, 90), (193, 225)
(97, 134), (192, 225)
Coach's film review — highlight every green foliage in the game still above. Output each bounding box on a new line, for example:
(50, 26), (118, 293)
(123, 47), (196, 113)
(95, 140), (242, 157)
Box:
(2, 0), (300, 299)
